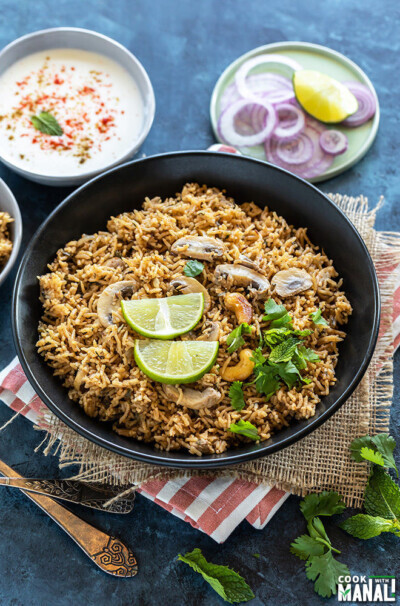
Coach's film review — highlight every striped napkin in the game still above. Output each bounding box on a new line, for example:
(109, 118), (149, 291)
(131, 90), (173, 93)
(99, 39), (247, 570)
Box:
(0, 358), (289, 542)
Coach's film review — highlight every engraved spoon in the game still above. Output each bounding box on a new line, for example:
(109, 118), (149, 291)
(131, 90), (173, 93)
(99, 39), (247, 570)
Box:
(0, 458), (138, 576)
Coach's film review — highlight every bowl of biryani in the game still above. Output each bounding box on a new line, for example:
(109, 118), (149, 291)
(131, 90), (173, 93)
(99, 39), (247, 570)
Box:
(0, 179), (22, 286)
(12, 152), (379, 468)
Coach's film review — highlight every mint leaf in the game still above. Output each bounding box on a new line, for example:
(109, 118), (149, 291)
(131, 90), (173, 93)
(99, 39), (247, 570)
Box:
(228, 382), (245, 411)
(268, 336), (301, 363)
(177, 548), (255, 604)
(30, 111), (63, 136)
(305, 551), (349, 598)
(364, 466), (400, 519)
(340, 514), (400, 539)
(183, 260), (204, 277)
(290, 535), (325, 560)
(350, 433), (398, 475)
(226, 323), (252, 354)
(300, 491), (346, 522)
(263, 327), (293, 347)
(309, 309), (329, 327)
(229, 419), (259, 441)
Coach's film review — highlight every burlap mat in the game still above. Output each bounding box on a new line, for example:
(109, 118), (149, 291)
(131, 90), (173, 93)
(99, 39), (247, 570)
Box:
(35, 194), (400, 507)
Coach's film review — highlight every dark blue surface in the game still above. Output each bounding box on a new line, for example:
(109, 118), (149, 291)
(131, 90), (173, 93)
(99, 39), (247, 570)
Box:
(0, 1), (399, 605)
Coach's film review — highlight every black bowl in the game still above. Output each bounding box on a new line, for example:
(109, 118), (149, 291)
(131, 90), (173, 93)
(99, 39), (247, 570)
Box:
(12, 151), (380, 469)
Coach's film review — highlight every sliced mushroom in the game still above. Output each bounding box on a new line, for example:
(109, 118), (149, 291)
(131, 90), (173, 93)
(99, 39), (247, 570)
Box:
(271, 268), (313, 297)
(171, 276), (211, 312)
(97, 280), (137, 327)
(162, 384), (221, 410)
(215, 264), (270, 297)
(105, 257), (126, 270)
(171, 236), (224, 261)
(73, 368), (86, 391)
(225, 292), (253, 324)
(191, 438), (214, 454)
(238, 253), (262, 272)
(197, 321), (220, 342)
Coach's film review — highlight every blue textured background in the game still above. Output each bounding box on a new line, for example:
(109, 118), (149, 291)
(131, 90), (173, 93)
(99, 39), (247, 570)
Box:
(0, 1), (399, 604)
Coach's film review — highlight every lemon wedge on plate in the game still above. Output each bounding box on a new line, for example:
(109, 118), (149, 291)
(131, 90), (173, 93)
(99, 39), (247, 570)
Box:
(293, 70), (358, 123)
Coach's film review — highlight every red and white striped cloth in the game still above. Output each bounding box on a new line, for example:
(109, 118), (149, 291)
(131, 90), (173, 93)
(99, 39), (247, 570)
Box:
(0, 357), (289, 542)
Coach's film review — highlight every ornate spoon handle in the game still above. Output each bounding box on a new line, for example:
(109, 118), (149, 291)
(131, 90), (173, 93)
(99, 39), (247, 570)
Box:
(0, 476), (135, 513)
(0, 458), (137, 577)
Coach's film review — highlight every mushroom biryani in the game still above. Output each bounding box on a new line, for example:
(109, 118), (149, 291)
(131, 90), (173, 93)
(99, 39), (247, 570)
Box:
(37, 183), (352, 455)
(0, 211), (13, 271)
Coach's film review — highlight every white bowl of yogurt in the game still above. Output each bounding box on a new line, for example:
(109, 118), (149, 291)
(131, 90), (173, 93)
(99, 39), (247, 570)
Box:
(0, 28), (155, 186)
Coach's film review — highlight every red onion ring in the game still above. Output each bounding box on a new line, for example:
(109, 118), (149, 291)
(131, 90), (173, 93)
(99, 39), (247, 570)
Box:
(341, 81), (377, 127)
(276, 134), (313, 165)
(218, 98), (277, 147)
(235, 54), (302, 100)
(265, 118), (333, 178)
(319, 130), (348, 155)
(274, 103), (305, 140)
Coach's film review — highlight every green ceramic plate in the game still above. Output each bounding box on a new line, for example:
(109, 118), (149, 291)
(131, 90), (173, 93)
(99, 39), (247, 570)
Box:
(210, 41), (380, 183)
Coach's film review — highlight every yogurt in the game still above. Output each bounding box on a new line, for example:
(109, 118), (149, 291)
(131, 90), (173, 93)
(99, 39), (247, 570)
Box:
(0, 48), (144, 176)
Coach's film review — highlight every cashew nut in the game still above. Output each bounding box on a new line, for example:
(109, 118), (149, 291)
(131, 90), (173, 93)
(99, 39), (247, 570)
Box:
(221, 349), (255, 382)
(225, 292), (253, 324)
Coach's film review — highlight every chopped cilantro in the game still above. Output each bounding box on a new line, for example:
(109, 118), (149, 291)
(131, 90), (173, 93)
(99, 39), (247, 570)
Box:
(183, 260), (204, 277)
(228, 381), (246, 411)
(310, 309), (329, 327)
(226, 323), (252, 354)
(229, 419), (259, 441)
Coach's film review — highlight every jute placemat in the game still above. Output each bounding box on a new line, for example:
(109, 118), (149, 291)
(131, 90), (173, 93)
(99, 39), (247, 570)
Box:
(34, 194), (400, 507)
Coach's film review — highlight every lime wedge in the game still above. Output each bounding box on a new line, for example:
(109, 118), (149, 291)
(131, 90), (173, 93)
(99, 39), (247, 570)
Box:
(121, 293), (204, 339)
(293, 70), (358, 123)
(134, 339), (219, 384)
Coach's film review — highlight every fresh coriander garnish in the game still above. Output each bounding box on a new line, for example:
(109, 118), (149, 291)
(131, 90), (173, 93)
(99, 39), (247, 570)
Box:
(263, 298), (293, 328)
(340, 434), (400, 539)
(30, 111), (63, 136)
(183, 260), (204, 277)
(228, 381), (246, 411)
(350, 433), (398, 476)
(226, 323), (252, 353)
(309, 308), (329, 327)
(290, 491), (349, 598)
(177, 548), (255, 604)
(229, 419), (259, 441)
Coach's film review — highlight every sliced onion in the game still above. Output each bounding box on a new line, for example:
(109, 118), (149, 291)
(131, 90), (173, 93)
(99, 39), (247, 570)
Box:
(235, 54), (302, 100)
(276, 134), (313, 165)
(274, 103), (305, 140)
(319, 130), (348, 155)
(218, 98), (277, 147)
(220, 73), (293, 111)
(265, 118), (333, 179)
(342, 81), (377, 127)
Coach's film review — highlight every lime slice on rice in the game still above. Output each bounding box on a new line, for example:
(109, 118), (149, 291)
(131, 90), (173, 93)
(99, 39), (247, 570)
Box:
(134, 339), (219, 384)
(293, 70), (358, 123)
(121, 293), (204, 339)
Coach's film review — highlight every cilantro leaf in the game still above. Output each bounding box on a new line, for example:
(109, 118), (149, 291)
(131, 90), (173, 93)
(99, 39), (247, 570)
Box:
(270, 312), (293, 328)
(229, 419), (259, 441)
(253, 363), (281, 399)
(268, 336), (301, 363)
(272, 360), (303, 390)
(263, 298), (287, 320)
(350, 433), (398, 475)
(30, 111), (63, 136)
(250, 347), (267, 367)
(309, 309), (329, 327)
(290, 535), (325, 561)
(177, 548), (255, 604)
(293, 345), (320, 370)
(340, 514), (400, 539)
(305, 551), (349, 598)
(226, 323), (252, 354)
(228, 382), (245, 411)
(364, 466), (400, 519)
(300, 491), (346, 522)
(183, 260), (204, 277)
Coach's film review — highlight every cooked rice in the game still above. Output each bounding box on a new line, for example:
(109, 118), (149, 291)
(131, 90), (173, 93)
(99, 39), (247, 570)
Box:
(0, 211), (13, 270)
(37, 183), (352, 455)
